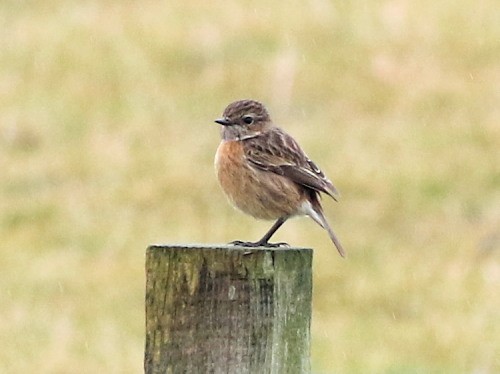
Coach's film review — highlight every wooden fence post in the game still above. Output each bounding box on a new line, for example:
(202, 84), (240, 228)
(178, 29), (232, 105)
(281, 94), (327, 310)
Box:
(144, 244), (313, 374)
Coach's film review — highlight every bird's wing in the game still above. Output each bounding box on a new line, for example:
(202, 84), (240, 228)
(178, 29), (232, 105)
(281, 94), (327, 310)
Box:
(243, 128), (340, 200)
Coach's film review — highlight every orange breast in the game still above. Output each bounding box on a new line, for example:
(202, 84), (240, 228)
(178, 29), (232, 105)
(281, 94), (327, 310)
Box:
(214, 140), (304, 220)
(214, 140), (247, 196)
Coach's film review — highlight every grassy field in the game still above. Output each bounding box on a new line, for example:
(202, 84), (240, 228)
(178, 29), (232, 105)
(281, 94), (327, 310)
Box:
(1, 0), (499, 372)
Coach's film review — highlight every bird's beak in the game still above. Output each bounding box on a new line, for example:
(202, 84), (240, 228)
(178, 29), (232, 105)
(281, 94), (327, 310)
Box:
(215, 118), (231, 126)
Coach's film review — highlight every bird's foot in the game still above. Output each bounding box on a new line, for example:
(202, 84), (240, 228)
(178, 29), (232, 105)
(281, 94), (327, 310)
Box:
(229, 240), (290, 248)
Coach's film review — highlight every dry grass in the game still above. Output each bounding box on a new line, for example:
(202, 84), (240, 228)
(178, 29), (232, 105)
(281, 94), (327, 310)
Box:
(1, 0), (499, 372)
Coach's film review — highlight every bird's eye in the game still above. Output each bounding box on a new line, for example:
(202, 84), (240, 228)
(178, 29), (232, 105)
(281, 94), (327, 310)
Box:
(242, 115), (254, 125)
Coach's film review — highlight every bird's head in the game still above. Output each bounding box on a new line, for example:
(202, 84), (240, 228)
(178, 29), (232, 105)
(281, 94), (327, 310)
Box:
(215, 99), (273, 141)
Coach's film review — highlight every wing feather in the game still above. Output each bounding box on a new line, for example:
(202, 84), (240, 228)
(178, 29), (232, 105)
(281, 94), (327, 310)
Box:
(243, 127), (340, 201)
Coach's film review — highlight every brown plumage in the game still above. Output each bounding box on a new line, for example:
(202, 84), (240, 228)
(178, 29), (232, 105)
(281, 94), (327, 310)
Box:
(214, 99), (345, 257)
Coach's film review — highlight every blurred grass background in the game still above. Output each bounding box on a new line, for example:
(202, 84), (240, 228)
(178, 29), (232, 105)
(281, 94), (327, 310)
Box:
(1, 0), (499, 372)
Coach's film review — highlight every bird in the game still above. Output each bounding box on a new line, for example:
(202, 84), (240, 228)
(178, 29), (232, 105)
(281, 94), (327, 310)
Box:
(214, 99), (345, 257)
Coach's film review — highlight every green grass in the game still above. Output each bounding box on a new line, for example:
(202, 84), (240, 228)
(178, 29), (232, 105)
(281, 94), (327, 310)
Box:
(1, 1), (499, 372)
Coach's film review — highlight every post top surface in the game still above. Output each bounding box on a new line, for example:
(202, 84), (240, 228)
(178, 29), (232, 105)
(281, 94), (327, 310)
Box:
(148, 243), (313, 253)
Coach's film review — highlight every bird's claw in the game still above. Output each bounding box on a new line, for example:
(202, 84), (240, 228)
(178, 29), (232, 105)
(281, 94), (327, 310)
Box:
(229, 240), (290, 248)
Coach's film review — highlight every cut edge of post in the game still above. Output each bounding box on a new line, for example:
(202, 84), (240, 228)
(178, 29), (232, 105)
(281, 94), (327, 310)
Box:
(147, 243), (313, 252)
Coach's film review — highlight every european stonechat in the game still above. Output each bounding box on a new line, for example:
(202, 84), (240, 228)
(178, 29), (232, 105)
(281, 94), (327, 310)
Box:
(214, 99), (345, 257)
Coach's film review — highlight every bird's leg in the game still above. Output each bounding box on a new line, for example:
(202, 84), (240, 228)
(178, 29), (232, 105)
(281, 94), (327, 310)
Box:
(230, 217), (289, 248)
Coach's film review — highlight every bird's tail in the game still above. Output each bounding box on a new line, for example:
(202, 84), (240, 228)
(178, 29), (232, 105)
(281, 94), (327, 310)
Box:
(303, 200), (346, 257)
(320, 215), (346, 258)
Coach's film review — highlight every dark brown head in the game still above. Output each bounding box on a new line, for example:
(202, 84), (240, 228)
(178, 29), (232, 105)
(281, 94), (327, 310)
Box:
(215, 100), (273, 141)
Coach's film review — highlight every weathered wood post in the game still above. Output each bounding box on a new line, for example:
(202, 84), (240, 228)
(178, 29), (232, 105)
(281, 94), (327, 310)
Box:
(145, 244), (313, 374)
